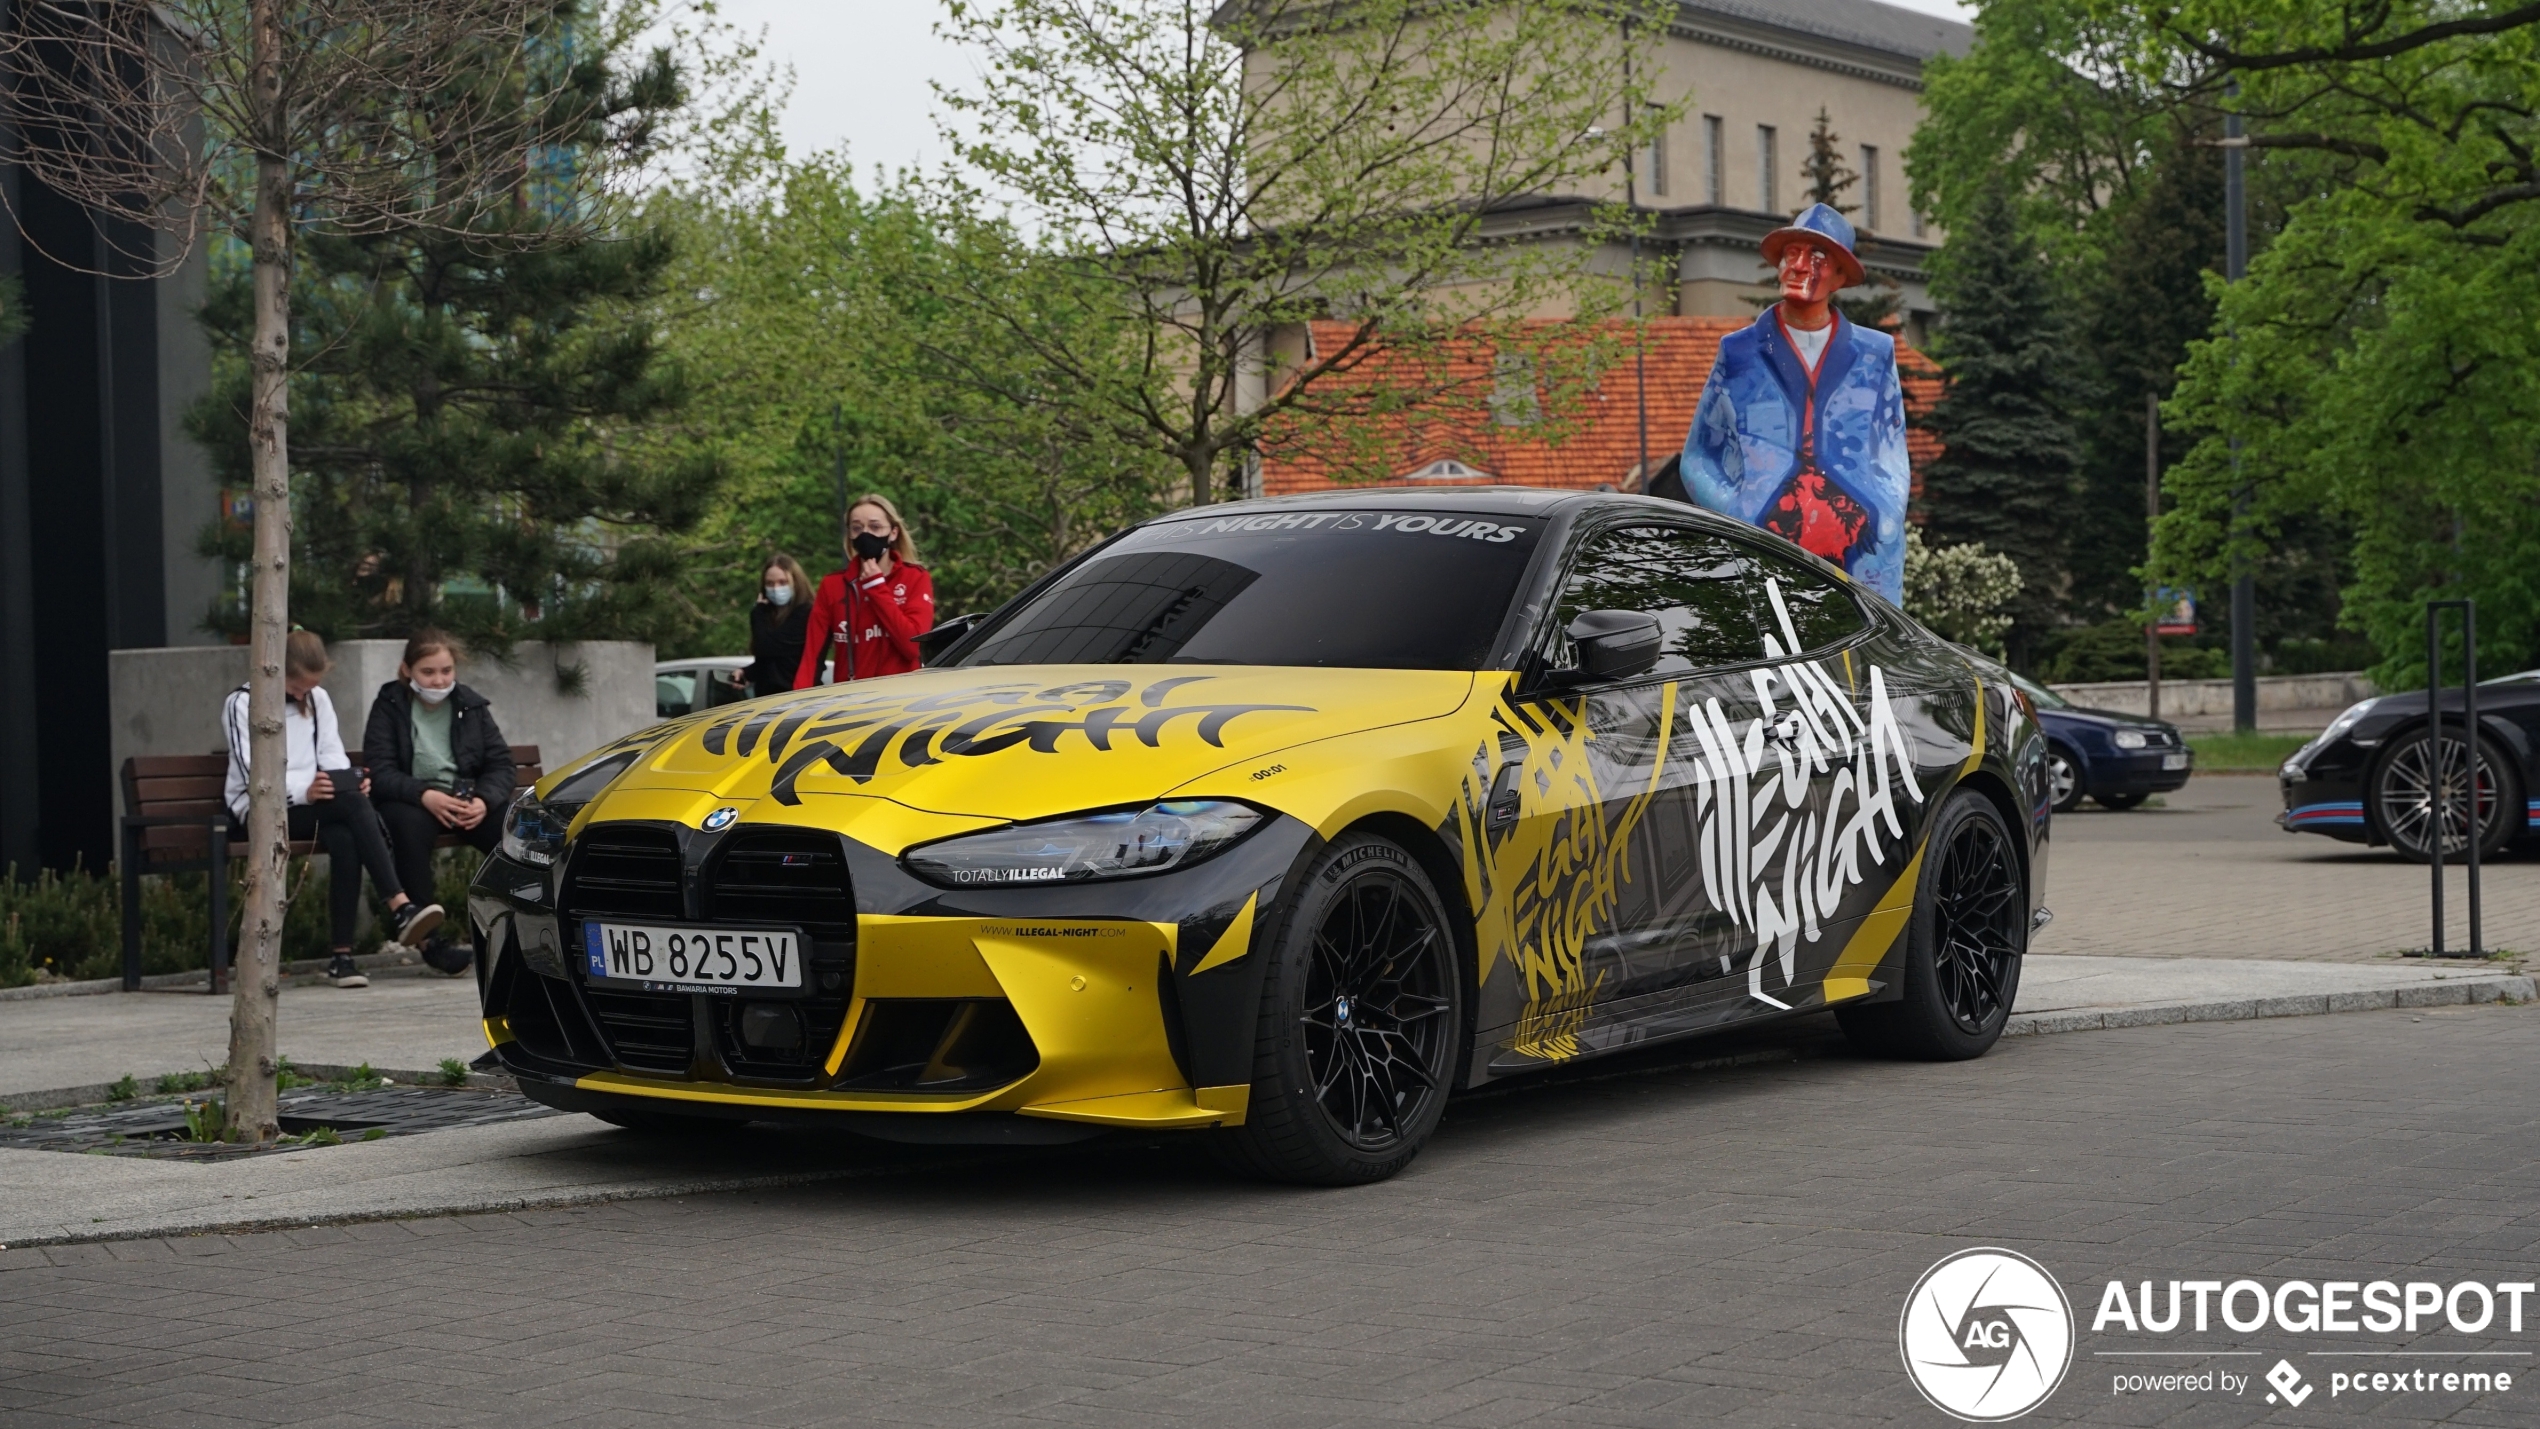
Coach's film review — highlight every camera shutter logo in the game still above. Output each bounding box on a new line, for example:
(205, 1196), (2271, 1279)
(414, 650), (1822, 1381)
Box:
(702, 807), (739, 832)
(1899, 1248), (2075, 1421)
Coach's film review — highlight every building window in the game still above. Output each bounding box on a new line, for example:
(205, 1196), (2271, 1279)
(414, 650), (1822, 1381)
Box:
(1861, 144), (1880, 230)
(1703, 115), (1723, 204)
(1757, 125), (1777, 212)
(1642, 104), (1667, 198)
(1911, 207), (1926, 239)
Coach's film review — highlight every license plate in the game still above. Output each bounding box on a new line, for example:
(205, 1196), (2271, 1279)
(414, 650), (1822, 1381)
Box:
(2162, 753), (2190, 770)
(582, 921), (802, 993)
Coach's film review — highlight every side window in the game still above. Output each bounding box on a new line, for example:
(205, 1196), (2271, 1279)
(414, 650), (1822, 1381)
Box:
(1547, 524), (1770, 677)
(655, 671), (696, 718)
(1747, 546), (1869, 657)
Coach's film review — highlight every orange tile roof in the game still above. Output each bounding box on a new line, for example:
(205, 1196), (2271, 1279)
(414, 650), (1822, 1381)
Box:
(1259, 317), (1941, 503)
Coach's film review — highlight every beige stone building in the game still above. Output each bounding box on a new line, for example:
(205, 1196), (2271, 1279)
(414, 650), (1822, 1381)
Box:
(1479, 0), (1969, 347)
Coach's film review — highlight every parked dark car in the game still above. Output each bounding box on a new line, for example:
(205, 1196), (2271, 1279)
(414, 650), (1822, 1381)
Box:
(2002, 670), (2193, 813)
(2278, 670), (2540, 860)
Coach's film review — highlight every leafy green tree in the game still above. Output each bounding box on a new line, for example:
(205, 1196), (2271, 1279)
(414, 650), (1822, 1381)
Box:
(2142, 1), (2540, 685)
(1917, 184), (2082, 666)
(931, 0), (1673, 506)
(635, 160), (1179, 653)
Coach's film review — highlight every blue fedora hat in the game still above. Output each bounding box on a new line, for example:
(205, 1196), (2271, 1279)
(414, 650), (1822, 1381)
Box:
(1760, 202), (1866, 288)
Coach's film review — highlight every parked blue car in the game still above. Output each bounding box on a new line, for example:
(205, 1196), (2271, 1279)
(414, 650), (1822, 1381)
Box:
(2003, 670), (2194, 812)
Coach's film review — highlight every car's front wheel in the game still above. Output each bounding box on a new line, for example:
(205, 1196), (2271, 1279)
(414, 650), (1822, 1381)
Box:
(1214, 832), (1465, 1186)
(2044, 744), (2084, 814)
(2370, 727), (2520, 862)
(1837, 788), (2026, 1060)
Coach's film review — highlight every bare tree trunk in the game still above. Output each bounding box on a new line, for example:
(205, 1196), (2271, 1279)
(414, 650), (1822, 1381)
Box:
(227, 0), (293, 1144)
(1185, 447), (1213, 508)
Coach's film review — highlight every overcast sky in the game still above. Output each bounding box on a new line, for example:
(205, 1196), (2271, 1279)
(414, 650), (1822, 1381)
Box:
(721, 0), (1978, 178)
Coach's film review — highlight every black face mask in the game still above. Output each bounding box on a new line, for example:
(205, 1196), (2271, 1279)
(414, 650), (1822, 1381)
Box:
(851, 531), (891, 562)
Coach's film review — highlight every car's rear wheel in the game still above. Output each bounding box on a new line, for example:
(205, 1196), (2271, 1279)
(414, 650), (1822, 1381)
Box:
(2370, 727), (2520, 862)
(1214, 832), (1464, 1186)
(1837, 788), (2025, 1060)
(2094, 791), (2148, 811)
(2044, 744), (2084, 814)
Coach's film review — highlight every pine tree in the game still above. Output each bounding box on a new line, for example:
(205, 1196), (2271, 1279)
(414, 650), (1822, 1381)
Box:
(2065, 135), (2223, 620)
(183, 14), (717, 652)
(1797, 107), (1858, 213)
(1919, 182), (2081, 667)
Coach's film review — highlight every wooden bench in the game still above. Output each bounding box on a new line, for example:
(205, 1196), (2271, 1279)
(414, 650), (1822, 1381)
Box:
(118, 746), (543, 993)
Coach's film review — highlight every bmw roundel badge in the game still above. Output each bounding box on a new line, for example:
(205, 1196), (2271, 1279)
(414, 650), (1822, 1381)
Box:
(702, 806), (740, 832)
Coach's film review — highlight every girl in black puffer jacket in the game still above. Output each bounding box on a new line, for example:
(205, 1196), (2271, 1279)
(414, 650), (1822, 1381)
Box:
(363, 630), (514, 971)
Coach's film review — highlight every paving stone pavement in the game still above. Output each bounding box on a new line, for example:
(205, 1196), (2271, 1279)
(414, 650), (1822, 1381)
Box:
(2037, 774), (2538, 963)
(4, 1004), (2534, 1429)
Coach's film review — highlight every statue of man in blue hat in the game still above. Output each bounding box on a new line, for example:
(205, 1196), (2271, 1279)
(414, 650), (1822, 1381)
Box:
(1680, 202), (1910, 605)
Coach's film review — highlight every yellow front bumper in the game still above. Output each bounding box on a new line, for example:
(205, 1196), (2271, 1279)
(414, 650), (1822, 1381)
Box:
(554, 913), (1250, 1129)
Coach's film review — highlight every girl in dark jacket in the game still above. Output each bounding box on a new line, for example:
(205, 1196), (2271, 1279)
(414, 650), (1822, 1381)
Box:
(363, 630), (515, 972)
(749, 553), (814, 697)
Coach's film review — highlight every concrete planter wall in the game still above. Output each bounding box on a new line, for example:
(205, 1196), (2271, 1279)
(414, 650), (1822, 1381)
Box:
(107, 640), (656, 820)
(2045, 671), (2375, 720)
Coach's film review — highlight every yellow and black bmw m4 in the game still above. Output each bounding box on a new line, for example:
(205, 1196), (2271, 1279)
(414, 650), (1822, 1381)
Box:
(472, 490), (2050, 1184)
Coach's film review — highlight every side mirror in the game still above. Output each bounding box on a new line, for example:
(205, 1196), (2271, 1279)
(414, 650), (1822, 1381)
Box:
(915, 612), (986, 664)
(1555, 609), (1663, 686)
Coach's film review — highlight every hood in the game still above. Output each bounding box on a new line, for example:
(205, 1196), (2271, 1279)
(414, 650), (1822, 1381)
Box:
(592, 664), (1477, 825)
(2048, 705), (2175, 734)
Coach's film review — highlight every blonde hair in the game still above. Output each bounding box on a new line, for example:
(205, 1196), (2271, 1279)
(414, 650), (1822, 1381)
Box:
(285, 629), (332, 678)
(763, 552), (813, 601)
(847, 493), (921, 566)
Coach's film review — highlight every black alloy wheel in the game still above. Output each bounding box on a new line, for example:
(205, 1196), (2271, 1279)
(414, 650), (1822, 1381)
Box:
(2371, 728), (2520, 862)
(1928, 810), (2024, 1034)
(1836, 788), (2026, 1060)
(1217, 832), (1465, 1185)
(2044, 744), (2084, 814)
(1300, 869), (1456, 1150)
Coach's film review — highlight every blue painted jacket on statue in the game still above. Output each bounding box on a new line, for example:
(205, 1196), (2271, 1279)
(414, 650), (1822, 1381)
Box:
(1680, 309), (1911, 606)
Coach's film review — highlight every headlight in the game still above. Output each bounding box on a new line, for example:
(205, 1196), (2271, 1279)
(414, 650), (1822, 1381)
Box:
(499, 751), (639, 866)
(2280, 761), (2308, 782)
(500, 790), (572, 866)
(2112, 730), (2149, 749)
(905, 801), (1265, 887)
(2321, 698), (2375, 739)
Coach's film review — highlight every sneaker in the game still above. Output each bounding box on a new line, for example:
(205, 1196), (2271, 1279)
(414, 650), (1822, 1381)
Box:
(388, 900), (445, 948)
(328, 954), (370, 989)
(420, 936), (472, 977)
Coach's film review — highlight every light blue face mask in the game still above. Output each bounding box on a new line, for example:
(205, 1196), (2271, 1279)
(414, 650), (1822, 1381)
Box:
(765, 585), (794, 606)
(410, 680), (454, 705)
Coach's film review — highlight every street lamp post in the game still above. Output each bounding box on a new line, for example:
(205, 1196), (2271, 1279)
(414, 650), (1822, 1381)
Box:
(2225, 93), (2255, 735)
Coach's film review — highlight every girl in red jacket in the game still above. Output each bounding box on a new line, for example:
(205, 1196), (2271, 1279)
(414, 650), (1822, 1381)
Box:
(796, 493), (936, 686)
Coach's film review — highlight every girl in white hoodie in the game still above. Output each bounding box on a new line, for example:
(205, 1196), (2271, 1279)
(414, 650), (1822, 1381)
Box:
(222, 631), (443, 987)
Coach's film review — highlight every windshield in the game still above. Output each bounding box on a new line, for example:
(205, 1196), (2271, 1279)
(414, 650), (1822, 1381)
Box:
(952, 508), (1547, 670)
(2005, 670), (2072, 710)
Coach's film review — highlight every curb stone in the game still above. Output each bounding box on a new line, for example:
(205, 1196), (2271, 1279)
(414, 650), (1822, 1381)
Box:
(2001, 973), (2533, 1036)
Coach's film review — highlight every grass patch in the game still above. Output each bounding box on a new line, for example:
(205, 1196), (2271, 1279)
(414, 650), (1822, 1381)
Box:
(2188, 732), (2311, 771)
(437, 1057), (471, 1087)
